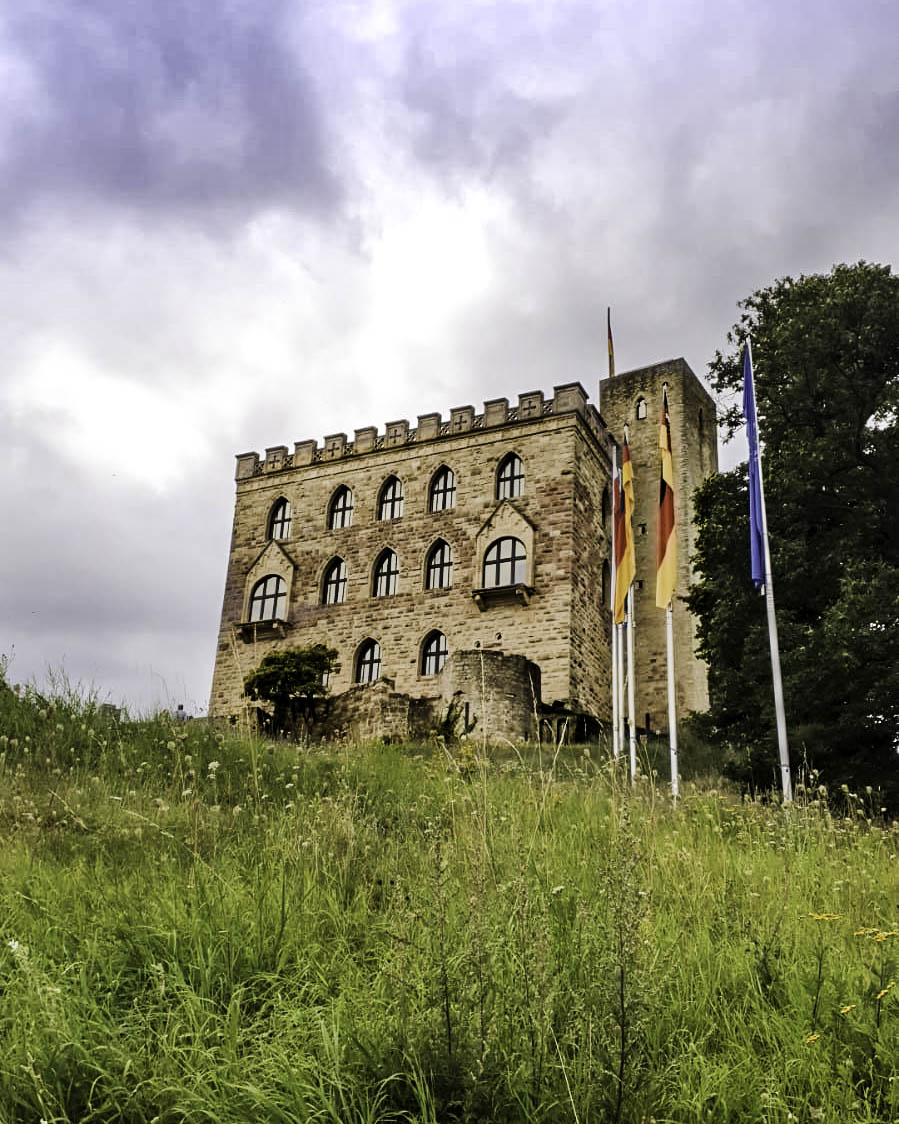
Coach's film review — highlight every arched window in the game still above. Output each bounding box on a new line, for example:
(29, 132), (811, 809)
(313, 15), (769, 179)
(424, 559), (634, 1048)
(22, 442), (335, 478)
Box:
(421, 630), (448, 676)
(356, 639), (381, 684)
(268, 498), (291, 540)
(635, 397), (647, 420)
(378, 476), (404, 520)
(328, 486), (353, 529)
(249, 575), (287, 621)
(496, 453), (524, 499)
(425, 540), (453, 589)
(373, 549), (399, 597)
(482, 537), (527, 588)
(322, 558), (348, 605)
(429, 466), (456, 512)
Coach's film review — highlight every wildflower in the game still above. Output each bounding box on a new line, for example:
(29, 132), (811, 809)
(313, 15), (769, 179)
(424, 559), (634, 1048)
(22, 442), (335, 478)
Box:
(232, 805), (241, 816)
(551, 885), (565, 896)
(804, 1033), (820, 1044)
(839, 1004), (856, 1015)
(38, 709), (47, 720)
(181, 789), (193, 798)
(808, 913), (841, 921)
(875, 981), (895, 1001)
(207, 760), (220, 774)
(166, 740), (176, 751)
(8, 940), (19, 953)
(184, 754), (193, 765)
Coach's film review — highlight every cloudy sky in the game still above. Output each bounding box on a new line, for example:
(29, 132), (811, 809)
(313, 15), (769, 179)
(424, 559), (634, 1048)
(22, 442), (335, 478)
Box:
(1, 0), (896, 714)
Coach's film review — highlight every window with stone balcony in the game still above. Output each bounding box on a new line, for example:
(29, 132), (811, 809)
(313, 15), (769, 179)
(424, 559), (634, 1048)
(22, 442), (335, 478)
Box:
(482, 537), (527, 587)
(249, 575), (287, 621)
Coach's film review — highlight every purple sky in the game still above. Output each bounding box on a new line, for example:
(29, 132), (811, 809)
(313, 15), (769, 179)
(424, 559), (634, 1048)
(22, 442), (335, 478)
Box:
(2, 0), (896, 713)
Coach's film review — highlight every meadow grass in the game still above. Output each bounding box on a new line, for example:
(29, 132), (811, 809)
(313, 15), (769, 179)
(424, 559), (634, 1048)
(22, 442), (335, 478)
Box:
(1, 678), (897, 1122)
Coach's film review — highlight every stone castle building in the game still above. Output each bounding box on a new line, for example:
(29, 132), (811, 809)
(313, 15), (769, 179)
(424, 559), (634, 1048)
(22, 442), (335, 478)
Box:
(209, 358), (717, 742)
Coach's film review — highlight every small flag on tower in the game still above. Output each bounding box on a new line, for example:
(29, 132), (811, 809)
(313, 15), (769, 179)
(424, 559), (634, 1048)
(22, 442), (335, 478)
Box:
(613, 437), (635, 624)
(607, 308), (615, 379)
(656, 388), (677, 608)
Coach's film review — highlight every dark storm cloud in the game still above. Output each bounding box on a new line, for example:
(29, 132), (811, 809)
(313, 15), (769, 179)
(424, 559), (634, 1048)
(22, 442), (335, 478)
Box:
(1, 0), (342, 225)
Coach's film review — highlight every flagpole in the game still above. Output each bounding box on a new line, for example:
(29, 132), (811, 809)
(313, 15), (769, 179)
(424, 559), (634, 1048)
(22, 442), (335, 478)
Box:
(617, 624), (626, 760)
(626, 590), (637, 783)
(666, 602), (679, 798)
(610, 444), (620, 759)
(746, 341), (793, 803)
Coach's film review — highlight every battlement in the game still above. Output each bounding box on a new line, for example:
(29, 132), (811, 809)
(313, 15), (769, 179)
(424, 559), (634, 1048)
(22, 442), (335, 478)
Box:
(235, 381), (610, 480)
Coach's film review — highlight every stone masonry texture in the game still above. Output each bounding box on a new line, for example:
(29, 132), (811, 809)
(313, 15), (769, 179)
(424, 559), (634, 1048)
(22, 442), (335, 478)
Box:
(210, 365), (716, 740)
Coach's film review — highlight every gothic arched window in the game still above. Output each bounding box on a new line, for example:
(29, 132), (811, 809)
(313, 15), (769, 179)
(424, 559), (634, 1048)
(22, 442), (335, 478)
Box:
(268, 498), (291, 540)
(496, 453), (524, 499)
(249, 575), (287, 621)
(429, 466), (456, 512)
(356, 639), (381, 684)
(328, 486), (354, 529)
(635, 397), (648, 420)
(322, 558), (348, 605)
(482, 537), (527, 588)
(425, 540), (453, 589)
(421, 630), (448, 676)
(378, 476), (404, 520)
(373, 549), (399, 597)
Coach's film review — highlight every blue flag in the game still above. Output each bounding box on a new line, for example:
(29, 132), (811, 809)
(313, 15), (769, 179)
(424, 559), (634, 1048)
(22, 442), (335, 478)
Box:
(743, 345), (765, 589)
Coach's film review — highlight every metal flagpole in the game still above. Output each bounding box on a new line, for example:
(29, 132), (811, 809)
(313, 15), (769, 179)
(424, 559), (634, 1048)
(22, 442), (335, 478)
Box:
(610, 447), (620, 759)
(626, 590), (637, 782)
(746, 340), (793, 803)
(666, 603), (679, 798)
(617, 623), (626, 759)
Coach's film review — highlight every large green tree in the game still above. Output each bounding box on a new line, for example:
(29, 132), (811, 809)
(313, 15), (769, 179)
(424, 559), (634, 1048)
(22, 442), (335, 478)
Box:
(688, 262), (899, 795)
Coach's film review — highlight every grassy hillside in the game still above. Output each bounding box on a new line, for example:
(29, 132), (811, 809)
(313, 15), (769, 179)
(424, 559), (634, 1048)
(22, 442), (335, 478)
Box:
(1, 678), (897, 1123)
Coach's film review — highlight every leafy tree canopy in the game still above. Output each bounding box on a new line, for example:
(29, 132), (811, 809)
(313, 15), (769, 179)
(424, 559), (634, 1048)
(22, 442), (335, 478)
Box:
(688, 262), (899, 796)
(243, 644), (339, 735)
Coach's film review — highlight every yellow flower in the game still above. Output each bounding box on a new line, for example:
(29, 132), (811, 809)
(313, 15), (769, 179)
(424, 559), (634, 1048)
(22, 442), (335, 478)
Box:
(875, 981), (895, 1001)
(804, 1033), (820, 1044)
(839, 1004), (856, 1015)
(808, 913), (841, 921)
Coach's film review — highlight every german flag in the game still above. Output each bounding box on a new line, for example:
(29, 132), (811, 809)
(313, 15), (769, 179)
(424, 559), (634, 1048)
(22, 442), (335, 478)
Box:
(656, 389), (677, 608)
(613, 438), (635, 624)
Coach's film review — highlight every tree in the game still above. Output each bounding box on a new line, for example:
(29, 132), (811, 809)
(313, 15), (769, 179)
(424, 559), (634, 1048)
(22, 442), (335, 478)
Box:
(243, 645), (340, 735)
(688, 262), (899, 796)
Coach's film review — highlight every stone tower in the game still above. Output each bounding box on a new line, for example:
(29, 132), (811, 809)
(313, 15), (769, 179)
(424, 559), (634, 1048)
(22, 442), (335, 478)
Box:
(599, 358), (718, 731)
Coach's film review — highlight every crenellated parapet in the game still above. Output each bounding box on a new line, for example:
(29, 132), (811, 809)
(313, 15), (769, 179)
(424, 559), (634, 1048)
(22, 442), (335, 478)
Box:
(235, 381), (610, 479)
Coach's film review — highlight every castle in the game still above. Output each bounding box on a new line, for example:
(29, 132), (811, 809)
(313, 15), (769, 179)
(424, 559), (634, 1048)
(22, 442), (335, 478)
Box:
(209, 358), (717, 742)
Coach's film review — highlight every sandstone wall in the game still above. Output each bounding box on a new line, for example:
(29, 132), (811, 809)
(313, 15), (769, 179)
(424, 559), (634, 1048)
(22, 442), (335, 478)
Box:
(210, 386), (615, 724)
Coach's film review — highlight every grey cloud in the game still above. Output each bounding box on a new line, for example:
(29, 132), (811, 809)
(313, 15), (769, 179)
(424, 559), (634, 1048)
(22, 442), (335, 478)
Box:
(0, 414), (229, 710)
(2, 0), (342, 226)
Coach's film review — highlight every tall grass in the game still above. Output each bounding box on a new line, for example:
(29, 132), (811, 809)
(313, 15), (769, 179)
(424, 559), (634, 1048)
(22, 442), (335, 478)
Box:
(1, 675), (897, 1122)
